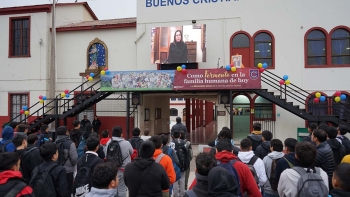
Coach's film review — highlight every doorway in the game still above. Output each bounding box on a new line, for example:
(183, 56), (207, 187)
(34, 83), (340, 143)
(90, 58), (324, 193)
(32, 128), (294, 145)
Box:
(232, 94), (251, 142)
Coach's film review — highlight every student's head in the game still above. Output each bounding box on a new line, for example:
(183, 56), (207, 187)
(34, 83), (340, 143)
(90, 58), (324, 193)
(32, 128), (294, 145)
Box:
(160, 134), (168, 146)
(9, 122), (19, 130)
(262, 130), (273, 141)
(312, 129), (327, 143)
(308, 123), (318, 133)
(338, 125), (349, 136)
(101, 130), (109, 138)
(318, 123), (329, 131)
(73, 120), (80, 128)
(240, 138), (252, 151)
(56, 126), (69, 136)
(180, 130), (186, 140)
(218, 129), (232, 140)
(91, 162), (119, 189)
(139, 140), (156, 159)
(0, 152), (21, 171)
(208, 166), (240, 196)
(89, 132), (100, 139)
(40, 142), (58, 161)
(176, 117), (182, 123)
(2, 126), (14, 140)
(83, 115), (87, 120)
(196, 152), (217, 176)
(149, 135), (162, 149)
(17, 124), (28, 133)
(12, 134), (27, 148)
(94, 115), (98, 120)
(332, 163), (350, 191)
(144, 128), (150, 136)
(112, 126), (123, 137)
(86, 136), (100, 152)
(174, 31), (183, 43)
(27, 134), (38, 145)
(132, 127), (141, 137)
(270, 139), (283, 152)
(284, 138), (298, 153)
(326, 126), (338, 139)
(173, 130), (180, 139)
(85, 123), (93, 132)
(40, 124), (48, 133)
(216, 139), (232, 152)
(253, 123), (261, 131)
(295, 141), (317, 167)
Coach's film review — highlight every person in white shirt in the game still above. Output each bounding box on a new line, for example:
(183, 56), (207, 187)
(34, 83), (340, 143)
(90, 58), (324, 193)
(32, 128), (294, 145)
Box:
(140, 128), (152, 141)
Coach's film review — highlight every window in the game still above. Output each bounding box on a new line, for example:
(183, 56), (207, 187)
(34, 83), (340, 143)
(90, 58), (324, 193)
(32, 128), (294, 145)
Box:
(178, 98), (184, 101)
(332, 93), (350, 120)
(232, 33), (250, 48)
(254, 96), (274, 120)
(331, 29), (350, 65)
(306, 94), (328, 116)
(9, 17), (30, 57)
(10, 94), (29, 122)
(306, 30), (327, 66)
(170, 108), (178, 116)
(170, 98), (176, 101)
(254, 32), (273, 68)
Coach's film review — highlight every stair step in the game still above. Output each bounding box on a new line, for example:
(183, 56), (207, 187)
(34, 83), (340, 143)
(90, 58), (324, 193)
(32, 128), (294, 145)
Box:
(293, 105), (300, 109)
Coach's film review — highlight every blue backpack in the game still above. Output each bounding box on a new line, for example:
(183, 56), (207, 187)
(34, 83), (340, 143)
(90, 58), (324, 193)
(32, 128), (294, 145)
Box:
(217, 159), (242, 197)
(167, 148), (182, 182)
(77, 137), (87, 158)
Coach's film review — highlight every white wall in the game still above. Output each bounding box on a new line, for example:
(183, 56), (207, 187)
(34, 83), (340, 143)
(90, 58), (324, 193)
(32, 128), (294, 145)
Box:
(55, 5), (95, 26)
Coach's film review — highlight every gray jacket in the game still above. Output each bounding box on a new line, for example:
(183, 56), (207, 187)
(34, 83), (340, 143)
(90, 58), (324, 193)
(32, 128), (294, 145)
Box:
(55, 135), (78, 173)
(105, 137), (133, 169)
(262, 151), (285, 195)
(85, 187), (117, 197)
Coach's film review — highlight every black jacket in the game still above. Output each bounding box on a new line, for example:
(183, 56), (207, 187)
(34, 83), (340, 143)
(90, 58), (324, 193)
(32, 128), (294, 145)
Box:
(314, 142), (336, 189)
(77, 152), (104, 173)
(37, 161), (68, 197)
(92, 119), (101, 131)
(171, 123), (188, 136)
(208, 166), (240, 197)
(327, 139), (346, 165)
(0, 170), (34, 197)
(185, 173), (209, 197)
(124, 158), (170, 197)
(70, 129), (82, 148)
(247, 134), (262, 151)
(128, 137), (144, 151)
(96, 145), (105, 160)
(255, 141), (271, 159)
(275, 152), (301, 182)
(19, 145), (43, 184)
(330, 188), (350, 197)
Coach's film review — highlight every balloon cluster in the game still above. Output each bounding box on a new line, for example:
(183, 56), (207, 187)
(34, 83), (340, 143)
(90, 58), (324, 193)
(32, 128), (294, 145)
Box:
(279, 75), (291, 86)
(19, 106), (29, 115)
(225, 64), (237, 72)
(38, 95), (47, 104)
(314, 92), (326, 103)
(257, 63), (268, 73)
(100, 67), (110, 76)
(333, 91), (346, 103)
(177, 64), (187, 74)
(60, 89), (71, 98)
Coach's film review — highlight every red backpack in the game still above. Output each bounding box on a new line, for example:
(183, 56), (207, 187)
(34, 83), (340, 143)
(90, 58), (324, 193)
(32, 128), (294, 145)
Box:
(128, 138), (144, 161)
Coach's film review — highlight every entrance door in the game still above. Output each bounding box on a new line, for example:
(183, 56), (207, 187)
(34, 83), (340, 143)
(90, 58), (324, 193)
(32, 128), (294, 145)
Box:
(232, 95), (251, 141)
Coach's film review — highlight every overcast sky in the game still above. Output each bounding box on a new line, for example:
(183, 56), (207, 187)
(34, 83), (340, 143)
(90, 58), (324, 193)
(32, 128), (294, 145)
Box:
(0, 0), (136, 20)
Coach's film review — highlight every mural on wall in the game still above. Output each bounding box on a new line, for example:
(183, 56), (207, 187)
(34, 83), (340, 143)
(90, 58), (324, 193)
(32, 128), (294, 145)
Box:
(87, 38), (108, 70)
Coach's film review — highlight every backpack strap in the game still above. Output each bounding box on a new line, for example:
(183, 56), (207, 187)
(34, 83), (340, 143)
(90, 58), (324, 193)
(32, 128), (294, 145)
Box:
(292, 166), (307, 175)
(167, 147), (173, 157)
(155, 153), (166, 163)
(4, 180), (27, 197)
(1, 140), (12, 152)
(22, 147), (38, 159)
(185, 190), (198, 197)
(283, 157), (294, 168)
(248, 156), (258, 165)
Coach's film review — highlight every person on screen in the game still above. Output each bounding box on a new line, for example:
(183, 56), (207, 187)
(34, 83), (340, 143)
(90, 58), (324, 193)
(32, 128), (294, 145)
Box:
(166, 30), (188, 64)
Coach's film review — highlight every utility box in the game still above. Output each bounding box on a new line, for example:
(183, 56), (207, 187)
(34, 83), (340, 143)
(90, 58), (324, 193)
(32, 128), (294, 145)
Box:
(297, 128), (309, 142)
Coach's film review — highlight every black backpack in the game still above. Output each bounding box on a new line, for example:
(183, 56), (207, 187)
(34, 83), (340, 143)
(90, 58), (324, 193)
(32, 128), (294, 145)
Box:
(0, 140), (12, 153)
(0, 179), (27, 197)
(106, 140), (124, 167)
(174, 140), (190, 172)
(55, 139), (72, 166)
(20, 147), (39, 184)
(29, 163), (58, 197)
(247, 136), (262, 151)
(269, 158), (280, 191)
(337, 136), (350, 154)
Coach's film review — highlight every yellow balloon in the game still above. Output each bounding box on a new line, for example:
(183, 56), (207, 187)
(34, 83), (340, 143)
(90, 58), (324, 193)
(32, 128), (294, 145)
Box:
(258, 63), (263, 68)
(39, 99), (44, 104)
(315, 92), (321, 98)
(88, 76), (93, 81)
(177, 66), (182, 72)
(101, 70), (106, 75)
(285, 80), (290, 85)
(231, 67), (236, 72)
(335, 96), (341, 102)
(61, 93), (66, 98)
(24, 110), (29, 115)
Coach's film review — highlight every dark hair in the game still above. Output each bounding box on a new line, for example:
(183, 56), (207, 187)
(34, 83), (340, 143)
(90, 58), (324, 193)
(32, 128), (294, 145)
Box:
(326, 126), (338, 139)
(270, 139), (283, 152)
(176, 117), (181, 123)
(9, 122), (19, 129)
(160, 134), (168, 145)
(173, 31), (183, 43)
(180, 130), (186, 140)
(219, 129), (232, 140)
(12, 134), (27, 147)
(173, 130), (180, 139)
(17, 124), (28, 133)
(240, 138), (252, 151)
(27, 134), (38, 145)
(295, 141), (317, 167)
(86, 136), (100, 151)
(253, 123), (261, 131)
(139, 140), (155, 158)
(216, 139), (232, 152)
(101, 130), (109, 138)
(89, 132), (99, 139)
(40, 142), (57, 161)
(112, 126), (122, 137)
(313, 129), (327, 142)
(0, 152), (20, 171)
(56, 126), (68, 135)
(262, 130), (273, 141)
(308, 123), (318, 132)
(284, 138), (298, 152)
(149, 135), (162, 149)
(338, 125), (349, 135)
(85, 123), (93, 132)
(73, 120), (80, 127)
(40, 124), (48, 133)
(91, 162), (118, 189)
(144, 128), (150, 136)
(333, 163), (350, 191)
(132, 127), (141, 136)
(318, 123), (329, 131)
(222, 126), (230, 131)
(196, 152), (217, 176)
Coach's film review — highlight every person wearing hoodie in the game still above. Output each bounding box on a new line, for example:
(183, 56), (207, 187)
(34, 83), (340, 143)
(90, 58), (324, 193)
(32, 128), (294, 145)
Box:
(36, 124), (52, 147)
(275, 138), (299, 183)
(238, 138), (267, 190)
(302, 122), (317, 144)
(247, 123), (262, 151)
(77, 123), (94, 158)
(89, 132), (106, 160)
(326, 126), (346, 165)
(16, 124), (28, 136)
(54, 126), (78, 196)
(0, 126), (16, 152)
(85, 162), (119, 197)
(124, 140), (170, 197)
(329, 163), (350, 197)
(336, 125), (350, 154)
(255, 130), (272, 159)
(70, 120), (83, 148)
(12, 134), (30, 184)
(24, 134), (43, 183)
(0, 152), (34, 197)
(262, 139), (285, 197)
(105, 126), (133, 197)
(210, 129), (240, 156)
(100, 130), (110, 157)
(208, 166), (240, 197)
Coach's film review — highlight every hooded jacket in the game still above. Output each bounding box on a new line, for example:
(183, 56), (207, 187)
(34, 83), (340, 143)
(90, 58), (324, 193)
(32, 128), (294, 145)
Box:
(255, 141), (271, 160)
(326, 139), (346, 165)
(314, 141), (336, 189)
(153, 149), (176, 186)
(124, 158), (169, 197)
(247, 132), (262, 151)
(161, 145), (180, 166)
(0, 170), (34, 197)
(238, 150), (267, 187)
(171, 122), (187, 136)
(208, 166), (240, 197)
(70, 128), (82, 148)
(105, 137), (133, 169)
(329, 188), (350, 197)
(0, 126), (16, 152)
(19, 145), (43, 184)
(185, 173), (209, 197)
(55, 135), (78, 173)
(215, 151), (262, 197)
(85, 187), (117, 197)
(275, 152), (300, 183)
(262, 151), (285, 195)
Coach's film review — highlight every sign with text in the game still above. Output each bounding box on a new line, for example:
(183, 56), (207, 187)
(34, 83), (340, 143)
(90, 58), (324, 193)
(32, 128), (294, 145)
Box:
(145, 0), (241, 8)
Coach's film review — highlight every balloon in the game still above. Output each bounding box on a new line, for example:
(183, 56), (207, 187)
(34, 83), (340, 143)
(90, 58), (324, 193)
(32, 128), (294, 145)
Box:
(20, 110), (24, 114)
(181, 69), (187, 74)
(24, 110), (29, 115)
(39, 99), (44, 104)
(335, 96), (341, 102)
(22, 106), (28, 111)
(279, 80), (285, 85)
(104, 67), (108, 71)
(230, 64), (234, 67)
(283, 75), (289, 81)
(340, 94), (346, 100)
(258, 63), (262, 68)
(39, 95), (43, 100)
(64, 89), (69, 94)
(177, 66), (182, 72)
(105, 70), (110, 75)
(315, 92), (321, 98)
(335, 91), (341, 97)
(262, 63), (268, 69)
(181, 64), (186, 69)
(285, 80), (290, 85)
(259, 68), (265, 73)
(65, 93), (70, 98)
(320, 96), (326, 102)
(231, 67), (236, 72)
(101, 70), (106, 75)
(42, 96), (47, 100)
(90, 73), (95, 77)
(225, 65), (231, 71)
(61, 93), (66, 98)
(314, 98), (320, 103)
(88, 76), (93, 81)
(86, 75), (90, 79)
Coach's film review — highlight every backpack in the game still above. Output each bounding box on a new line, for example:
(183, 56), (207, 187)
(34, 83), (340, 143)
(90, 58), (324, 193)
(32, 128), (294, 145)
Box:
(293, 167), (328, 197)
(20, 147), (39, 183)
(55, 139), (72, 166)
(337, 136), (350, 154)
(247, 136), (262, 151)
(106, 140), (124, 167)
(38, 133), (50, 147)
(0, 140), (12, 153)
(0, 179), (27, 197)
(129, 138), (143, 162)
(217, 160), (242, 197)
(269, 158), (280, 191)
(73, 155), (101, 197)
(77, 137), (87, 159)
(29, 163), (58, 197)
(238, 156), (259, 196)
(173, 140), (190, 172)
(167, 148), (182, 182)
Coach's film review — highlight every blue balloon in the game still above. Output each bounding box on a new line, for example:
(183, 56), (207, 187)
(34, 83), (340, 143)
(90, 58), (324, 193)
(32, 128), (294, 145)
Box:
(90, 73), (95, 77)
(340, 94), (346, 100)
(320, 96), (326, 102)
(181, 64), (186, 69)
(65, 93), (70, 98)
(106, 70), (110, 75)
(225, 65), (231, 71)
(42, 96), (47, 100)
(22, 106), (28, 111)
(262, 63), (268, 69)
(283, 75), (289, 81)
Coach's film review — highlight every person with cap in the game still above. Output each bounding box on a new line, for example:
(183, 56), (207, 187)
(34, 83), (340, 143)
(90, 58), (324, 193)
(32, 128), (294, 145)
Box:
(0, 126), (16, 153)
(124, 140), (170, 197)
(171, 117), (187, 137)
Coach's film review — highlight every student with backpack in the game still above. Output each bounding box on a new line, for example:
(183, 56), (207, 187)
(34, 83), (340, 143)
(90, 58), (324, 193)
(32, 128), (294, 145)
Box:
(278, 141), (329, 197)
(208, 166), (240, 196)
(337, 125), (350, 154)
(0, 152), (34, 197)
(275, 138), (299, 183)
(0, 126), (16, 153)
(247, 123), (263, 151)
(74, 136), (104, 197)
(12, 134), (31, 184)
(36, 124), (52, 147)
(329, 163), (350, 197)
(326, 126), (346, 165)
(25, 134), (43, 182)
(128, 127), (144, 161)
(100, 130), (110, 156)
(77, 123), (93, 158)
(30, 142), (68, 197)
(179, 130), (193, 190)
(70, 120), (83, 148)
(255, 130), (273, 159)
(262, 139), (285, 197)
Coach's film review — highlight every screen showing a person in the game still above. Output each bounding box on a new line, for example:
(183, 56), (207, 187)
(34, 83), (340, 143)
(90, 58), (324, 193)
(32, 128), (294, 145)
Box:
(151, 24), (207, 64)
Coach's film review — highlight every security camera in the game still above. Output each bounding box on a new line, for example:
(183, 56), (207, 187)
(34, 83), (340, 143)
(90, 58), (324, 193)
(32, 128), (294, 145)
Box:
(192, 20), (196, 24)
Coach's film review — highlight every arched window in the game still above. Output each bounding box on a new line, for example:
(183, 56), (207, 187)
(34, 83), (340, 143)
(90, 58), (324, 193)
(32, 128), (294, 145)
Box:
(254, 32), (273, 68)
(306, 30), (327, 66)
(230, 32), (251, 68)
(331, 28), (350, 65)
(232, 34), (250, 48)
(170, 108), (178, 116)
(332, 92), (350, 120)
(307, 93), (328, 116)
